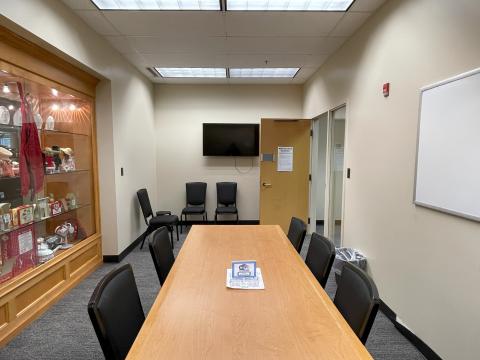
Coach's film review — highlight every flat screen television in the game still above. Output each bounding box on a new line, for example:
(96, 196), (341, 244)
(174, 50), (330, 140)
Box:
(203, 123), (259, 156)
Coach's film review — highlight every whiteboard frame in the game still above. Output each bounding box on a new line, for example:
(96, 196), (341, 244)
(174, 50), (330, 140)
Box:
(413, 67), (480, 222)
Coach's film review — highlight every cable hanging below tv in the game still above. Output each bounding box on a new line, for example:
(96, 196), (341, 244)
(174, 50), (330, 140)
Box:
(203, 123), (259, 156)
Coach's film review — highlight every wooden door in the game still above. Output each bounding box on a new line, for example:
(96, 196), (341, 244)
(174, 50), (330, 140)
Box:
(260, 119), (311, 232)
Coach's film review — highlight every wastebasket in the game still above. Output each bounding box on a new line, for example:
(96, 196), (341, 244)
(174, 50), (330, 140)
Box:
(333, 247), (366, 283)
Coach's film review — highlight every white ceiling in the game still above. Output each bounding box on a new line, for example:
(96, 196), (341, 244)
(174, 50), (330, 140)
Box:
(62, 0), (386, 84)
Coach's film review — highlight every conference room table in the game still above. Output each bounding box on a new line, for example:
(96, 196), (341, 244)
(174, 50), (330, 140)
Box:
(127, 225), (372, 359)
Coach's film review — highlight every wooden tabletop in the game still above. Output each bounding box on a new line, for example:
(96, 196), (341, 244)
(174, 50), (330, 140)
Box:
(127, 225), (372, 360)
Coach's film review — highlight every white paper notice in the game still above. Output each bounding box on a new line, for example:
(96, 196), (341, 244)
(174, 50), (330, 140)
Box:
(277, 146), (293, 172)
(18, 230), (33, 254)
(226, 268), (265, 290)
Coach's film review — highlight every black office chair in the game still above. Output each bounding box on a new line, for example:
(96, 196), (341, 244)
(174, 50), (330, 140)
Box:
(334, 262), (380, 344)
(305, 232), (336, 288)
(287, 217), (307, 253)
(88, 264), (145, 360)
(148, 227), (175, 286)
(181, 182), (207, 232)
(215, 182), (238, 223)
(137, 188), (179, 249)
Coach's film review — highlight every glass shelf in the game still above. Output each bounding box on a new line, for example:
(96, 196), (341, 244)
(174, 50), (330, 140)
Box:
(42, 129), (89, 137)
(45, 169), (89, 176)
(0, 204), (90, 236)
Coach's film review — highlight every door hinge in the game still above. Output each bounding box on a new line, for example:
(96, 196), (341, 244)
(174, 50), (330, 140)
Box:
(308, 217), (311, 224)
(309, 174), (312, 181)
(310, 129), (313, 136)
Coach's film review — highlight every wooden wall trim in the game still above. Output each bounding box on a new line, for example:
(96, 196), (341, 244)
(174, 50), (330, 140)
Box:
(0, 24), (99, 97)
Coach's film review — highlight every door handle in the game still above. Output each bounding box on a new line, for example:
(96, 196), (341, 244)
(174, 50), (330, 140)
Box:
(262, 182), (272, 188)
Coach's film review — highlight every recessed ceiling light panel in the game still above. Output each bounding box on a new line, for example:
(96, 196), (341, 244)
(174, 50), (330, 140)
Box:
(155, 67), (227, 78)
(227, 0), (354, 11)
(91, 0), (221, 10)
(229, 68), (300, 78)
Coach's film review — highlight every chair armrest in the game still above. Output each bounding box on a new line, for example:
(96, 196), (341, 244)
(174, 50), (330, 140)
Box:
(156, 210), (172, 216)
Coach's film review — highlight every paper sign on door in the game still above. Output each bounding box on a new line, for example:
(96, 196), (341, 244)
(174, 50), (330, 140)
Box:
(277, 146), (293, 172)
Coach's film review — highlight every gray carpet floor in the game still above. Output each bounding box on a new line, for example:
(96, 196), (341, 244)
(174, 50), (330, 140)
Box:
(0, 227), (425, 360)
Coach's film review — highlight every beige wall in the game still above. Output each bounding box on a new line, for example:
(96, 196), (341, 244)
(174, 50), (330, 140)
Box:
(0, 0), (158, 255)
(154, 85), (303, 220)
(303, 0), (480, 358)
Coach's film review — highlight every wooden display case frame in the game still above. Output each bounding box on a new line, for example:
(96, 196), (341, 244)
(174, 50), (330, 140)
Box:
(0, 26), (101, 345)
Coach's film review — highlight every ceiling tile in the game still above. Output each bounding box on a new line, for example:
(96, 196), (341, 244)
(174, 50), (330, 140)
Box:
(225, 12), (343, 37)
(226, 36), (347, 55)
(102, 11), (226, 36)
(330, 12), (371, 36)
(61, 0), (97, 10)
(105, 36), (137, 53)
(76, 10), (120, 35)
(127, 36), (227, 54)
(225, 54), (308, 67)
(304, 54), (328, 66)
(349, 0), (386, 12)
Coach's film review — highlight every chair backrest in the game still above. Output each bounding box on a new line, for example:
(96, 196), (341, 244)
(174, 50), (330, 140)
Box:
(216, 182), (237, 206)
(305, 232), (336, 288)
(137, 188), (153, 223)
(88, 264), (145, 360)
(334, 262), (380, 344)
(186, 182), (207, 206)
(287, 217), (307, 252)
(148, 227), (175, 285)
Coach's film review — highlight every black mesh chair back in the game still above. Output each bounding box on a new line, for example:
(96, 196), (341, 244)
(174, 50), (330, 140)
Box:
(217, 182), (237, 206)
(148, 227), (175, 286)
(287, 217), (307, 253)
(186, 182), (207, 206)
(137, 188), (153, 224)
(305, 232), (335, 288)
(88, 264), (145, 360)
(334, 262), (380, 344)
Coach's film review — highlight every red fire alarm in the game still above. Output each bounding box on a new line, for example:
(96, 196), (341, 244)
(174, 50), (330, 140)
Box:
(383, 82), (390, 97)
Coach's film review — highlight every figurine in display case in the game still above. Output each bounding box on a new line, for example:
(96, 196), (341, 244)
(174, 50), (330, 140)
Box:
(35, 197), (49, 219)
(60, 147), (75, 172)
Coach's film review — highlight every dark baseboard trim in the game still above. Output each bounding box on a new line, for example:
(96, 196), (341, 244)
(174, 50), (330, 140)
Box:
(379, 300), (442, 360)
(103, 231), (145, 263)
(316, 220), (324, 225)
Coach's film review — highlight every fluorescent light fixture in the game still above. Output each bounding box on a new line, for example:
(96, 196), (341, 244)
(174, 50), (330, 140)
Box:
(227, 0), (354, 11)
(230, 68), (299, 78)
(51, 88), (58, 96)
(155, 67), (227, 78)
(91, 0), (221, 10)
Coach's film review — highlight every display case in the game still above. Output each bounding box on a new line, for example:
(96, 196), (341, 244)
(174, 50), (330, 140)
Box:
(0, 78), (95, 281)
(0, 25), (101, 345)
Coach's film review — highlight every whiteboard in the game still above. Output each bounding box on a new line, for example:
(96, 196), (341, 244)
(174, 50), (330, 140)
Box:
(414, 68), (480, 221)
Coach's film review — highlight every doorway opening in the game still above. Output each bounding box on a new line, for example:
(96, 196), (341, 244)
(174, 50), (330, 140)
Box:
(309, 105), (346, 247)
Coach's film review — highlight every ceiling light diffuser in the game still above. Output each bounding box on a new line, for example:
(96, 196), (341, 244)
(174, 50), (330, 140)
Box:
(91, 0), (221, 10)
(229, 68), (300, 78)
(227, 0), (354, 11)
(155, 67), (227, 78)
